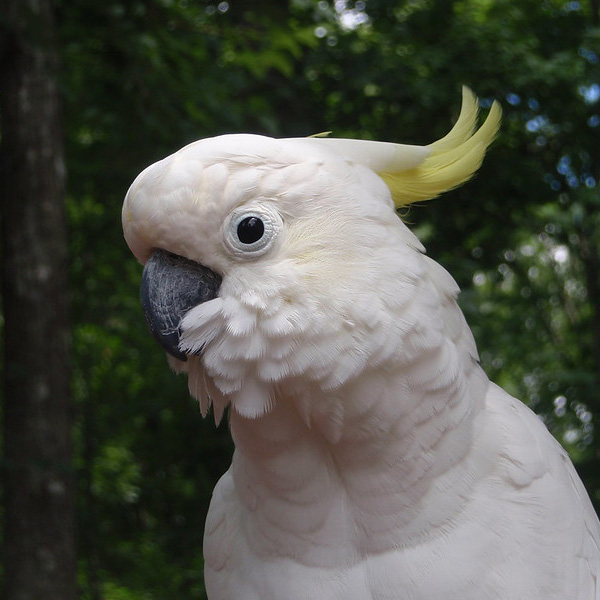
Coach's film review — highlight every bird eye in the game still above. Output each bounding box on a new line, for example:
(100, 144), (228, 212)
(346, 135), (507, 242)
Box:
(224, 206), (282, 257)
(237, 216), (265, 245)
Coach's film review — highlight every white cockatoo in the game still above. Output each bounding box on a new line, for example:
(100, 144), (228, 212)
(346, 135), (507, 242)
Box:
(123, 88), (600, 600)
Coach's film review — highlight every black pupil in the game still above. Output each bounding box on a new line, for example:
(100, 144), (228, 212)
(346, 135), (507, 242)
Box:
(237, 217), (265, 244)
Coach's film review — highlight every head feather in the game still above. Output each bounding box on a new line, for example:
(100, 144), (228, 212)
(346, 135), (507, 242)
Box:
(378, 87), (502, 206)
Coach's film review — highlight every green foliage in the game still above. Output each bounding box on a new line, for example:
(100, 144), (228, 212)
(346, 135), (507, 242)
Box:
(49, 0), (600, 597)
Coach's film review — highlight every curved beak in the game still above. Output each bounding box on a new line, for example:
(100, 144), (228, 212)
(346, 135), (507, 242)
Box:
(140, 249), (222, 360)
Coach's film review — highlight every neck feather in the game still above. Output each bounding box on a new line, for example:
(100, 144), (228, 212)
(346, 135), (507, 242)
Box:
(227, 356), (489, 567)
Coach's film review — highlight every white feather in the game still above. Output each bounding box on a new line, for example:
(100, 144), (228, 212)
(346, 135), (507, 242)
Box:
(123, 129), (600, 599)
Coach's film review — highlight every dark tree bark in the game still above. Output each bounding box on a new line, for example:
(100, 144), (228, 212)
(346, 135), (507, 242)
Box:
(591, 0), (599, 26)
(0, 1), (77, 599)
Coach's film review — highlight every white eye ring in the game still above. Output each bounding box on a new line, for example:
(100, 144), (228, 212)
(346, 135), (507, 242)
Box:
(223, 204), (282, 257)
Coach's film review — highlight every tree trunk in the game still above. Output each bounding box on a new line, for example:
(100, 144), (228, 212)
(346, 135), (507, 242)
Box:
(591, 0), (599, 26)
(0, 1), (77, 599)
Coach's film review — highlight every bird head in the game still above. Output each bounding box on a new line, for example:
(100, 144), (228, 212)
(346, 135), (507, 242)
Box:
(123, 88), (500, 421)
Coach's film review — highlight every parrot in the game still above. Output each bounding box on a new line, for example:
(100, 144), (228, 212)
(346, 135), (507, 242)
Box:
(122, 88), (600, 600)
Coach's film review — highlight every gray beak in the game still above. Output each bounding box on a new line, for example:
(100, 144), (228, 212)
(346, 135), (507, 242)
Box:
(140, 249), (222, 361)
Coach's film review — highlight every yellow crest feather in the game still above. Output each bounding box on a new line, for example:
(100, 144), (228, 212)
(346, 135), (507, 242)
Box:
(378, 87), (502, 207)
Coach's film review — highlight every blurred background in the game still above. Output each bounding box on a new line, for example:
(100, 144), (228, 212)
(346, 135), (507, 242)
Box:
(1, 0), (599, 598)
